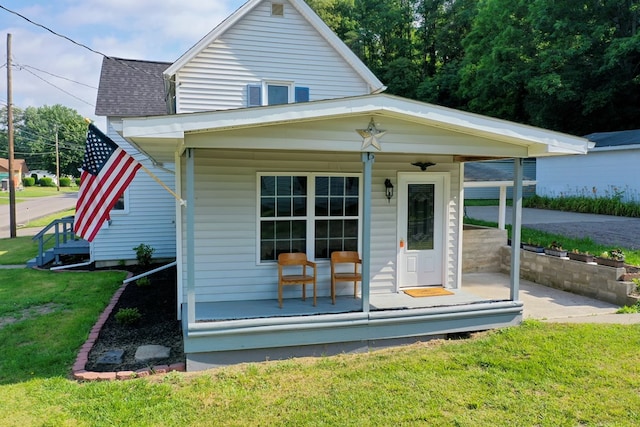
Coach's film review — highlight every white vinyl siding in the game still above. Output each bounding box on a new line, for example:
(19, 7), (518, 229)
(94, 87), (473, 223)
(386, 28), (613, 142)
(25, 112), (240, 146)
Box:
(181, 150), (461, 303)
(90, 120), (177, 264)
(174, 1), (370, 113)
(537, 149), (640, 202)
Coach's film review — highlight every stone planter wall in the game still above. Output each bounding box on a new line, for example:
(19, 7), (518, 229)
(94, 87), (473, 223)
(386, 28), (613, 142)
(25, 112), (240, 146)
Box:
(500, 246), (638, 306)
(462, 225), (508, 273)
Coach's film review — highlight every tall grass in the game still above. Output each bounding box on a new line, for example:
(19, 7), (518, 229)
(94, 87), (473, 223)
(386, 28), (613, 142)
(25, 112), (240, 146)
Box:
(525, 189), (640, 218)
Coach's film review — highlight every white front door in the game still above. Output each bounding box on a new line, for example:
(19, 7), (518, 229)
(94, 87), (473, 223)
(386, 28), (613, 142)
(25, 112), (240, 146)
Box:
(397, 173), (446, 289)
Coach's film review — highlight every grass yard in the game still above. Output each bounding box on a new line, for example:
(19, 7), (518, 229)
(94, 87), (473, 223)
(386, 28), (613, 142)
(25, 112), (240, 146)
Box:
(0, 236), (50, 265)
(0, 186), (77, 205)
(0, 269), (126, 384)
(0, 321), (639, 425)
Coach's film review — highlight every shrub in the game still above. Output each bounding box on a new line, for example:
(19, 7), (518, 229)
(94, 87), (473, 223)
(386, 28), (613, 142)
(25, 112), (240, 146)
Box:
(136, 277), (151, 287)
(114, 307), (141, 325)
(38, 177), (55, 187)
(22, 177), (35, 187)
(59, 177), (72, 187)
(133, 243), (155, 266)
(75, 178), (81, 187)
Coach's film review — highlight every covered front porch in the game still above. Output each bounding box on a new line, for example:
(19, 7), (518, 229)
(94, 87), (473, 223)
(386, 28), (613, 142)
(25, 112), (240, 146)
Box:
(182, 275), (524, 370)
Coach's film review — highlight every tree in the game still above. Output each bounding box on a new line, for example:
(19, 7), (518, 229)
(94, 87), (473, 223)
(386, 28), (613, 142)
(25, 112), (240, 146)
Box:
(13, 105), (86, 177)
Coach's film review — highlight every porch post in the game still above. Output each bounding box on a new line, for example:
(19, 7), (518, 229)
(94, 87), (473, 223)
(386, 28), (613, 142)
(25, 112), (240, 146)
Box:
(186, 148), (196, 324)
(498, 185), (507, 230)
(361, 152), (374, 313)
(510, 158), (524, 300)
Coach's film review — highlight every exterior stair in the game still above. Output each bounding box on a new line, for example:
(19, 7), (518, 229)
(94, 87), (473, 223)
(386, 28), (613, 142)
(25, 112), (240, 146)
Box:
(27, 216), (89, 268)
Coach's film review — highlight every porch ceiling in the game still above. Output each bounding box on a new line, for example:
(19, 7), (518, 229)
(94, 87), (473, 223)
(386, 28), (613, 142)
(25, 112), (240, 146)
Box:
(121, 93), (590, 165)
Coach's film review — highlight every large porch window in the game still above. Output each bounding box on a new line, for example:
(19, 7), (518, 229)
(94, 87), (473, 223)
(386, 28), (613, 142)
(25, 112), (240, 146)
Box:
(258, 174), (360, 263)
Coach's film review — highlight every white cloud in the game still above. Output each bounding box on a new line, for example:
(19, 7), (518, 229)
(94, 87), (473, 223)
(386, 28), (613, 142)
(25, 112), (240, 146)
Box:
(0, 0), (246, 124)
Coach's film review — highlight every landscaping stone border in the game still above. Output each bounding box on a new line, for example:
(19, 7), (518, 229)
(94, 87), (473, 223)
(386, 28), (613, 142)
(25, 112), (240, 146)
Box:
(500, 246), (639, 307)
(72, 271), (185, 381)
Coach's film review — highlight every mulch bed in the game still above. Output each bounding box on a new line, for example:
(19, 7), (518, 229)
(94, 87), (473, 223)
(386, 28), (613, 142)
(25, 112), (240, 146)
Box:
(85, 264), (184, 372)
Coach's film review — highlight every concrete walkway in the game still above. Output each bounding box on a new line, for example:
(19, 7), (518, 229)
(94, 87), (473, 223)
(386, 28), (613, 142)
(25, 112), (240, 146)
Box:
(463, 272), (640, 324)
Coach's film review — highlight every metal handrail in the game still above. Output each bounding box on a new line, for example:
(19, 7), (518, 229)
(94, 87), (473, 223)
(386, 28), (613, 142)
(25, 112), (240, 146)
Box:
(32, 216), (81, 266)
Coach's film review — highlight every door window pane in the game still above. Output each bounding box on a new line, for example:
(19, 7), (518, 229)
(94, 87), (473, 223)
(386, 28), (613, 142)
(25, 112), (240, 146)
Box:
(407, 184), (435, 250)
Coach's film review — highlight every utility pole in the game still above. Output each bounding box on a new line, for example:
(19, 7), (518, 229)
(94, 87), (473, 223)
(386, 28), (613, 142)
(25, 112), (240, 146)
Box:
(55, 125), (60, 191)
(6, 33), (16, 238)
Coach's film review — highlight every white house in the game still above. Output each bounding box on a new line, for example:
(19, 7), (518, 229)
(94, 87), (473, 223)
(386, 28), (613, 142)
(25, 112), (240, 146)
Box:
(102, 0), (589, 370)
(536, 129), (640, 202)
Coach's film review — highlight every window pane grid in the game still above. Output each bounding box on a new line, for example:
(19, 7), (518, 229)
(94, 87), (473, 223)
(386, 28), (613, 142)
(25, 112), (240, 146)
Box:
(259, 174), (359, 262)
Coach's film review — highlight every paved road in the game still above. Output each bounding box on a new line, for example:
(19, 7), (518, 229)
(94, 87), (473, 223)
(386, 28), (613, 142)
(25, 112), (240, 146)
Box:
(0, 193), (77, 238)
(466, 206), (640, 249)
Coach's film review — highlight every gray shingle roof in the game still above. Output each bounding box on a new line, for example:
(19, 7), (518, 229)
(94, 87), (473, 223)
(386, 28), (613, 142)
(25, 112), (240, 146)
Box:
(583, 129), (640, 148)
(95, 57), (171, 117)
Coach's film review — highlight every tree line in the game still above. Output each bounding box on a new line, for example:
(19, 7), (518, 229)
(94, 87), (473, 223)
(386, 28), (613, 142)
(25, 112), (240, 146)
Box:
(0, 105), (86, 177)
(308, 0), (640, 135)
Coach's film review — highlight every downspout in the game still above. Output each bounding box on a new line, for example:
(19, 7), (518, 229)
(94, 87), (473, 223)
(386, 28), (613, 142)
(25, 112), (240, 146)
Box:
(186, 148), (196, 324)
(361, 152), (374, 313)
(510, 158), (524, 300)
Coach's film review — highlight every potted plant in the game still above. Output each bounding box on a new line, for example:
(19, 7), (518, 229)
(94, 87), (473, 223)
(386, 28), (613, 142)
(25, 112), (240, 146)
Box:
(522, 241), (545, 253)
(544, 241), (567, 257)
(568, 249), (595, 263)
(596, 249), (625, 268)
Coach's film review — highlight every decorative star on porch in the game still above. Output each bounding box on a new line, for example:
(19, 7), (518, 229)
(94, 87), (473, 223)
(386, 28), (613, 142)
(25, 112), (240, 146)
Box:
(357, 119), (386, 151)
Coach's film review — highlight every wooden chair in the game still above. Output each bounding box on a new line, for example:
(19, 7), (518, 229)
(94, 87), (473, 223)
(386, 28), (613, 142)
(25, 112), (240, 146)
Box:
(277, 253), (317, 308)
(330, 251), (362, 304)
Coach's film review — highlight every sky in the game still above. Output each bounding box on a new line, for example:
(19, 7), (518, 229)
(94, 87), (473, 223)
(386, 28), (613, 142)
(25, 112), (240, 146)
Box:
(0, 0), (247, 128)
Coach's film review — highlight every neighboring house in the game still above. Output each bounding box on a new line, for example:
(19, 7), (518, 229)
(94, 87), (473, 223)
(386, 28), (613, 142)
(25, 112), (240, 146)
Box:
(536, 129), (639, 202)
(29, 170), (57, 185)
(0, 158), (29, 190)
(464, 161), (536, 230)
(464, 159), (536, 200)
(104, 0), (588, 370)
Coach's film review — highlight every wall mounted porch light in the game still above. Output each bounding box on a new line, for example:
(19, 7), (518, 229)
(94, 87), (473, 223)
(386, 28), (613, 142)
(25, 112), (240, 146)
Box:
(384, 179), (394, 203)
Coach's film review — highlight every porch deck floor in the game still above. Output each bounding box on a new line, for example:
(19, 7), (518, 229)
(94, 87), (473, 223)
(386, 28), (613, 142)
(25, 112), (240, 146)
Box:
(193, 287), (495, 322)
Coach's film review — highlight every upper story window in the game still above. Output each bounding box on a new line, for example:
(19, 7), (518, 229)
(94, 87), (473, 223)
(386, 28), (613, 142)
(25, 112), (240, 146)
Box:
(247, 82), (309, 107)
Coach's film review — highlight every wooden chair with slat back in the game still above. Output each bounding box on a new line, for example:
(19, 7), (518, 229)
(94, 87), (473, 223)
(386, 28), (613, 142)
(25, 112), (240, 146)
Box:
(330, 251), (362, 304)
(277, 252), (317, 308)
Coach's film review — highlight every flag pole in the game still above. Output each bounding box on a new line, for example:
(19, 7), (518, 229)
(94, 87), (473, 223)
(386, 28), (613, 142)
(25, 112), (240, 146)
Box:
(138, 163), (186, 206)
(83, 118), (186, 206)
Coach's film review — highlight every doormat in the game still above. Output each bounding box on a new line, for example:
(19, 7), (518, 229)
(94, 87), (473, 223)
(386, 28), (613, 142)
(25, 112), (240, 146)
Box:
(404, 288), (454, 298)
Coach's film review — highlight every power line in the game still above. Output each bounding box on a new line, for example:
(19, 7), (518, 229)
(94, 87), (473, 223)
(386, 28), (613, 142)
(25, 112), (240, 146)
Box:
(16, 63), (97, 89)
(16, 65), (95, 107)
(0, 4), (166, 80)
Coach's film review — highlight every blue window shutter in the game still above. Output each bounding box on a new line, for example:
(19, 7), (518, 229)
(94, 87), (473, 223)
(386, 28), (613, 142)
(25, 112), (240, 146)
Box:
(295, 87), (309, 103)
(247, 84), (262, 107)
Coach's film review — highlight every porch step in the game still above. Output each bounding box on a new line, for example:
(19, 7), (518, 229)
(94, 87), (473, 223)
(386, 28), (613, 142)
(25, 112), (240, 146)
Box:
(28, 240), (90, 268)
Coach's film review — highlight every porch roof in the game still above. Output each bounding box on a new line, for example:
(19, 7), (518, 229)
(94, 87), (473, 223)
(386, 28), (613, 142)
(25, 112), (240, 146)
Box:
(121, 93), (590, 165)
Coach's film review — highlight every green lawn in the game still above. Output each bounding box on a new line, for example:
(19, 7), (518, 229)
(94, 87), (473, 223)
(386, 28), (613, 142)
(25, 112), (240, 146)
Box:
(0, 320), (639, 425)
(0, 186), (77, 205)
(0, 269), (126, 385)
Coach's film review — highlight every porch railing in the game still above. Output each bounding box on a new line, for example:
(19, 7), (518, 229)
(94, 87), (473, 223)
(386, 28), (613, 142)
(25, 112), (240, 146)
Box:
(31, 216), (88, 267)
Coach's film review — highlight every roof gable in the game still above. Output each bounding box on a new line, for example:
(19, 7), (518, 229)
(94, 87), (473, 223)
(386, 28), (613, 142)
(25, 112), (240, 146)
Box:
(164, 0), (384, 93)
(95, 57), (171, 117)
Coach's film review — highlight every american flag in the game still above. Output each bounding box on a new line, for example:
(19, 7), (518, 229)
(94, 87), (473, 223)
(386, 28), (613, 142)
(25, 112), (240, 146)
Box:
(74, 124), (141, 242)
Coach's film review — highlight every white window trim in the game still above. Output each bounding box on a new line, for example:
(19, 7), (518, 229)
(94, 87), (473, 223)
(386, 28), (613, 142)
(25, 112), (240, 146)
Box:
(110, 189), (131, 215)
(255, 172), (363, 265)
